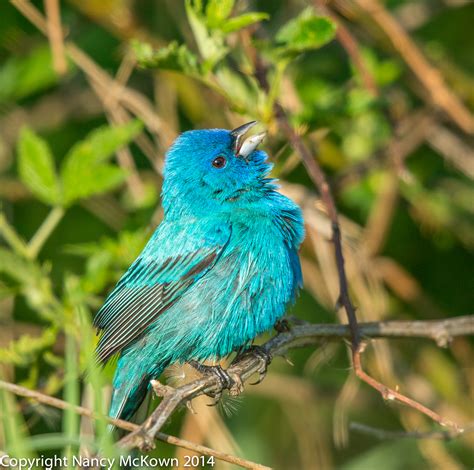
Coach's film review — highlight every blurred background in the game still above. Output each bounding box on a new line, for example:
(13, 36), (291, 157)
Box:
(0, 0), (473, 469)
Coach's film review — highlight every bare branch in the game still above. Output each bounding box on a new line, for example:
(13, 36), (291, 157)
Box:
(118, 316), (473, 450)
(350, 422), (473, 441)
(246, 45), (470, 435)
(0, 380), (269, 470)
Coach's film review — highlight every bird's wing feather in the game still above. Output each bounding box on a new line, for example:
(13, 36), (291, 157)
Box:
(288, 245), (303, 294)
(93, 220), (231, 363)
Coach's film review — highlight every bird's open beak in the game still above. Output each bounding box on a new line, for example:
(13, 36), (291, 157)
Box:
(231, 121), (266, 161)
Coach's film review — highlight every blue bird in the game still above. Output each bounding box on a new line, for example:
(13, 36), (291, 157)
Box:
(94, 122), (304, 422)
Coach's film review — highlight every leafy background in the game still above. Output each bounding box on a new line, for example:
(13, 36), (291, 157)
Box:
(0, 0), (473, 469)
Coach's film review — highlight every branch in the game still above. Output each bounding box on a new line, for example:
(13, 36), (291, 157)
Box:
(118, 316), (473, 450)
(249, 53), (468, 435)
(350, 422), (473, 441)
(44, 0), (67, 75)
(0, 382), (269, 470)
(314, 0), (378, 96)
(335, 0), (474, 134)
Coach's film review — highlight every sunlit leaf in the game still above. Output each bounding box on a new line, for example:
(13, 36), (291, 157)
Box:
(221, 12), (269, 33)
(60, 120), (143, 205)
(17, 128), (61, 205)
(205, 0), (234, 28)
(133, 40), (200, 75)
(276, 8), (336, 54)
(0, 45), (66, 104)
(185, 0), (228, 70)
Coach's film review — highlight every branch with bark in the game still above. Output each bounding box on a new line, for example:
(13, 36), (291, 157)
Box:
(117, 315), (473, 452)
(1, 316), (472, 467)
(247, 43), (470, 437)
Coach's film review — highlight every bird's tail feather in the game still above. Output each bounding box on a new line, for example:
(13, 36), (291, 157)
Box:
(108, 365), (165, 429)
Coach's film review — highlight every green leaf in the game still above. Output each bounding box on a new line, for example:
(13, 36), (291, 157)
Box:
(133, 40), (200, 75)
(221, 12), (269, 33)
(17, 128), (61, 205)
(60, 120), (143, 205)
(206, 0), (235, 28)
(0, 44), (65, 104)
(0, 327), (57, 366)
(276, 8), (336, 54)
(185, 0), (228, 70)
(0, 248), (57, 318)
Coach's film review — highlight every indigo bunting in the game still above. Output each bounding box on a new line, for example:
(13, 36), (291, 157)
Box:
(94, 122), (304, 421)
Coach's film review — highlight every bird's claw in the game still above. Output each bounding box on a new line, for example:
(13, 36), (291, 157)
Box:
(188, 360), (235, 405)
(237, 345), (272, 385)
(274, 318), (291, 333)
(228, 373), (244, 396)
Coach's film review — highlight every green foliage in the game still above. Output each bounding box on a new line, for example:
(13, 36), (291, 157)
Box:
(61, 120), (143, 205)
(220, 13), (269, 34)
(0, 327), (57, 366)
(18, 128), (61, 205)
(275, 8), (337, 55)
(205, 0), (235, 28)
(1, 0), (473, 468)
(17, 120), (143, 207)
(133, 40), (200, 75)
(0, 45), (63, 104)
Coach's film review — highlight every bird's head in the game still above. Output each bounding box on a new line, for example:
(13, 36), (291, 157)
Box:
(162, 122), (274, 218)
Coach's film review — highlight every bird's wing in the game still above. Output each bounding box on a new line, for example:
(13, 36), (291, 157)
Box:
(288, 245), (303, 294)
(93, 220), (231, 363)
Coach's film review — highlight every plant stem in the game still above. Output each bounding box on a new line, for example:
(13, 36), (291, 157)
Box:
(0, 212), (30, 258)
(27, 206), (65, 259)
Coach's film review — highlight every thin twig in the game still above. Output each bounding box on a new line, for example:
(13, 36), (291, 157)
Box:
(350, 422), (473, 441)
(0, 380), (269, 470)
(0, 212), (30, 258)
(118, 316), (472, 449)
(426, 123), (474, 178)
(250, 54), (467, 433)
(314, 0), (378, 96)
(43, 0), (67, 75)
(339, 0), (474, 134)
(333, 110), (432, 190)
(27, 206), (65, 259)
(10, 0), (175, 152)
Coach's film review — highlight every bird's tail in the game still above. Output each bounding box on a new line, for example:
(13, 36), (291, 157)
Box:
(109, 377), (150, 424)
(108, 363), (167, 427)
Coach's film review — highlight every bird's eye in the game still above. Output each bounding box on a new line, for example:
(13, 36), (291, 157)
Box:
(212, 156), (227, 169)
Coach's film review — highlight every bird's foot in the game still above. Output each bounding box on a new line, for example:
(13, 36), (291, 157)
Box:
(274, 318), (291, 333)
(188, 360), (236, 404)
(235, 345), (272, 386)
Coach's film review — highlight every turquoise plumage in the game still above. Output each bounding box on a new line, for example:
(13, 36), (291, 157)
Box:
(94, 123), (304, 422)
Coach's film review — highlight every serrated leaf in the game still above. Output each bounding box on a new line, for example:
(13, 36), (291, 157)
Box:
(60, 120), (142, 205)
(0, 45), (63, 104)
(276, 8), (336, 54)
(206, 0), (234, 28)
(186, 0), (228, 70)
(17, 128), (61, 205)
(133, 40), (200, 75)
(64, 120), (143, 165)
(66, 166), (127, 203)
(221, 12), (269, 33)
